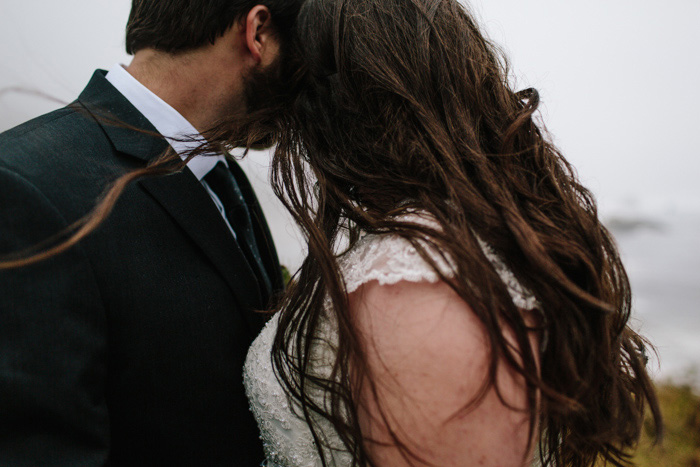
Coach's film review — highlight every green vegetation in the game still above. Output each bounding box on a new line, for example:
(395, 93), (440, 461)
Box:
(629, 382), (700, 466)
(281, 265), (293, 287)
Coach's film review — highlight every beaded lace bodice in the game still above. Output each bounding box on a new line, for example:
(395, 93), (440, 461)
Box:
(243, 218), (538, 467)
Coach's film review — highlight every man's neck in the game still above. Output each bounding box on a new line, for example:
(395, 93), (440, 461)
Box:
(125, 49), (243, 133)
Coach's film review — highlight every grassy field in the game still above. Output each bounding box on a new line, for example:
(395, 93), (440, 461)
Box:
(627, 382), (700, 466)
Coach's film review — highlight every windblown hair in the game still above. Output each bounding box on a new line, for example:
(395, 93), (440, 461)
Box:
(2, 0), (661, 465)
(241, 0), (661, 465)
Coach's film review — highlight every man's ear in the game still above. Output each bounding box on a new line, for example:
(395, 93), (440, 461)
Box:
(244, 5), (278, 65)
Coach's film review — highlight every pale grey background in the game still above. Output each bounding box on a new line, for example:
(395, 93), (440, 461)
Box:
(1, 0), (698, 382)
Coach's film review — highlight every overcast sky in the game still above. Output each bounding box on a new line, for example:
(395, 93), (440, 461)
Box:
(1, 0), (699, 216)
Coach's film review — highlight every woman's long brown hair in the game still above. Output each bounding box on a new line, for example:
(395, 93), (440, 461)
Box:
(2, 0), (661, 465)
(261, 0), (662, 465)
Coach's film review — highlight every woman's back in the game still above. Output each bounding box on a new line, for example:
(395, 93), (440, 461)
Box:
(244, 213), (540, 466)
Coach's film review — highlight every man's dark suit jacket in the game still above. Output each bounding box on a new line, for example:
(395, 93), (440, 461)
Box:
(0, 70), (283, 466)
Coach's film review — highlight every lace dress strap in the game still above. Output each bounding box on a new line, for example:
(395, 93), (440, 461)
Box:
(338, 217), (538, 310)
(339, 232), (450, 293)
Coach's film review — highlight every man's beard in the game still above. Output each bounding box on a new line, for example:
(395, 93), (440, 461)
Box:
(237, 47), (297, 149)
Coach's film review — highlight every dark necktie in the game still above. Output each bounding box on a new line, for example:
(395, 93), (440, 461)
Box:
(204, 161), (271, 298)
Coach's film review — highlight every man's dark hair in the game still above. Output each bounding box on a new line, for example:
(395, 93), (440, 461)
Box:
(125, 0), (302, 55)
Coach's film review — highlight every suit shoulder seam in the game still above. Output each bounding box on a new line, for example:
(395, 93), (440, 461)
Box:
(0, 104), (89, 144)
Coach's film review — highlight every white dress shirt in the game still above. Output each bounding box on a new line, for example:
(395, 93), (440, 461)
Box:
(105, 64), (237, 237)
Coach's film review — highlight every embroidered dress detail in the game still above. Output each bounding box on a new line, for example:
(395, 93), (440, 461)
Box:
(243, 214), (538, 466)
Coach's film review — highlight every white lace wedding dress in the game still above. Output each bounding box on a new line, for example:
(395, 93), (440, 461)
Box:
(243, 218), (538, 467)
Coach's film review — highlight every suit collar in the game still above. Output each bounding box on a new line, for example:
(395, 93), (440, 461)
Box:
(78, 70), (275, 331)
(103, 64), (228, 181)
(78, 69), (169, 161)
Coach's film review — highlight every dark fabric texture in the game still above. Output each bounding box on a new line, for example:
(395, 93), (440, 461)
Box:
(204, 161), (272, 298)
(0, 70), (283, 467)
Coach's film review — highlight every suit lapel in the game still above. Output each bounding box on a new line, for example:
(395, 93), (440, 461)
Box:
(139, 172), (265, 312)
(77, 70), (269, 330)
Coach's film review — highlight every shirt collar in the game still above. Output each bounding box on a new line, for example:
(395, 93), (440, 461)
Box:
(105, 63), (226, 180)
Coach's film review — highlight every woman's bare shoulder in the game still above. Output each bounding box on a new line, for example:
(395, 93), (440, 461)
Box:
(349, 279), (535, 466)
